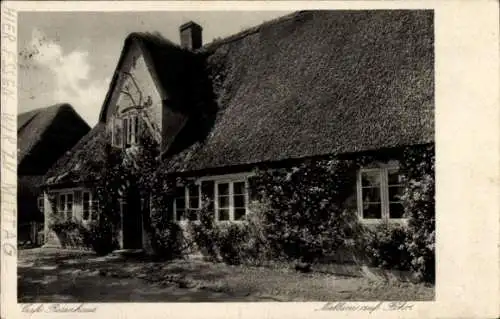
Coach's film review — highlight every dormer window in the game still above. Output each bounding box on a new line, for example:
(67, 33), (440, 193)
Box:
(123, 114), (139, 145)
(112, 112), (140, 148)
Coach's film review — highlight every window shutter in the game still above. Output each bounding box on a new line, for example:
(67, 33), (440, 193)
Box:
(123, 118), (129, 145)
(114, 117), (123, 147)
(134, 115), (139, 144)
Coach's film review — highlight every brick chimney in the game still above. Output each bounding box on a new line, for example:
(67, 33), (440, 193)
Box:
(179, 21), (203, 50)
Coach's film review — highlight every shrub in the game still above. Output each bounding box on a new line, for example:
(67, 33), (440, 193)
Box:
(401, 145), (435, 283)
(84, 220), (117, 255)
(49, 219), (117, 254)
(149, 212), (183, 260)
(239, 205), (277, 263)
(249, 159), (363, 263)
(50, 220), (81, 234)
(50, 220), (86, 248)
(187, 202), (275, 265)
(362, 223), (411, 270)
(186, 202), (219, 261)
(214, 222), (249, 265)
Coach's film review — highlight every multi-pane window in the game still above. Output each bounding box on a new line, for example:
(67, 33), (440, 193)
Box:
(172, 178), (249, 222)
(216, 183), (230, 221)
(113, 114), (139, 147)
(233, 182), (247, 221)
(123, 114), (139, 145)
(58, 192), (74, 221)
(173, 189), (186, 222)
(173, 184), (201, 221)
(187, 184), (201, 221)
(357, 167), (405, 221)
(215, 180), (247, 221)
(387, 168), (405, 219)
(82, 191), (98, 222)
(359, 170), (382, 219)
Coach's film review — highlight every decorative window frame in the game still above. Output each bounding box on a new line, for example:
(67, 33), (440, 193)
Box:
(173, 172), (253, 223)
(356, 164), (407, 224)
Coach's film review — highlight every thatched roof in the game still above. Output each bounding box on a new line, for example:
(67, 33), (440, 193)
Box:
(44, 123), (108, 186)
(18, 103), (90, 175)
(46, 10), (434, 184)
(98, 32), (204, 122)
(162, 10), (434, 173)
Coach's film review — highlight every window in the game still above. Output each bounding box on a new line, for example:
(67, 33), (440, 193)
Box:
(233, 181), (247, 221)
(172, 175), (250, 222)
(357, 167), (405, 221)
(387, 168), (405, 219)
(58, 192), (74, 221)
(187, 184), (201, 221)
(359, 170), (382, 219)
(173, 184), (201, 221)
(82, 191), (98, 222)
(173, 188), (186, 222)
(113, 113), (139, 148)
(215, 180), (248, 221)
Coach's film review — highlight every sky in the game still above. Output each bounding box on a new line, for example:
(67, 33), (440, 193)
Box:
(18, 11), (291, 126)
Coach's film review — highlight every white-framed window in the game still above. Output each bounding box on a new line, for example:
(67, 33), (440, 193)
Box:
(173, 189), (186, 222)
(215, 180), (247, 221)
(123, 114), (139, 145)
(357, 166), (405, 222)
(82, 191), (99, 222)
(173, 184), (201, 222)
(58, 192), (74, 221)
(112, 113), (139, 147)
(187, 184), (201, 220)
(37, 196), (44, 212)
(172, 173), (251, 222)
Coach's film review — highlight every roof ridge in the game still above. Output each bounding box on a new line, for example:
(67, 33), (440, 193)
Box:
(127, 31), (180, 50)
(18, 103), (69, 117)
(17, 110), (40, 133)
(200, 11), (306, 51)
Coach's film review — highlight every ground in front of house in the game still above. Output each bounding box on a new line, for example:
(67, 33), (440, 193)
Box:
(18, 248), (434, 302)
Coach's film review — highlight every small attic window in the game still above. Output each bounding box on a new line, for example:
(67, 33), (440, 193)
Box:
(112, 113), (140, 148)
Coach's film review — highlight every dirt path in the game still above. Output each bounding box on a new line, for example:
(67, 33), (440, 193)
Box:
(18, 248), (274, 302)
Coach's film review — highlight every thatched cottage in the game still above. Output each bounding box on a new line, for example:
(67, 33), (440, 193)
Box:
(42, 10), (434, 251)
(18, 104), (90, 246)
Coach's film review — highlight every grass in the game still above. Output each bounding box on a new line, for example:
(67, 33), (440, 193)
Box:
(103, 258), (434, 301)
(18, 248), (434, 302)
